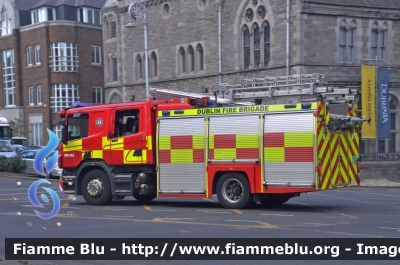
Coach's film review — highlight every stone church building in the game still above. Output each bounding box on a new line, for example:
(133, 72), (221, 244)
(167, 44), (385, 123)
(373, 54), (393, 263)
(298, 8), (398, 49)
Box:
(101, 0), (400, 172)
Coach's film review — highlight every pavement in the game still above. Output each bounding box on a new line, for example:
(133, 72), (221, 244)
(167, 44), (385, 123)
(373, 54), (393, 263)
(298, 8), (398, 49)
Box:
(0, 172), (399, 187)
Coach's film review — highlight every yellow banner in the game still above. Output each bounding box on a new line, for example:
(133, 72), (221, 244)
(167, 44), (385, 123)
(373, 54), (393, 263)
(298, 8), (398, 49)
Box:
(361, 66), (376, 138)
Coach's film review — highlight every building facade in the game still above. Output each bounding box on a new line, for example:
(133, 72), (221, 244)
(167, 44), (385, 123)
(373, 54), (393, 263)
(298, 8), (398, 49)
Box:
(0, 0), (106, 144)
(102, 0), (400, 159)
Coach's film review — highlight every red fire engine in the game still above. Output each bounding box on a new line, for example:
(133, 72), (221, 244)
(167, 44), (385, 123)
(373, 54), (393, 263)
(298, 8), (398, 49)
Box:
(58, 74), (367, 209)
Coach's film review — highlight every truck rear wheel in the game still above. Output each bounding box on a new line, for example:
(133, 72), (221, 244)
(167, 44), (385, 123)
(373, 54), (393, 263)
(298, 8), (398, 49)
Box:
(81, 169), (113, 205)
(259, 194), (291, 207)
(133, 193), (156, 202)
(216, 173), (253, 209)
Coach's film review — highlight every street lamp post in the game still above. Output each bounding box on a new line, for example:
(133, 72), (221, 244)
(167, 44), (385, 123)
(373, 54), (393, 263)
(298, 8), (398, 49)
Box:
(126, 0), (149, 99)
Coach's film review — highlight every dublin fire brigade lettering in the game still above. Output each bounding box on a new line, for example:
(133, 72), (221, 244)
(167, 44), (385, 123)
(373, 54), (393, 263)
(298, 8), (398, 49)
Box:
(197, 106), (268, 115)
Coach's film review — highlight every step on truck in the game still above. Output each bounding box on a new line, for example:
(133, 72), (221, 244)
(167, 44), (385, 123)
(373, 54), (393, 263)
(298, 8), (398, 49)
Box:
(58, 73), (368, 209)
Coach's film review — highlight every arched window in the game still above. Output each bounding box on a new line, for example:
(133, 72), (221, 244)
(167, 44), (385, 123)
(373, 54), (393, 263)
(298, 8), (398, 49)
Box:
(243, 25), (250, 69)
(371, 22), (378, 60)
(348, 21), (356, 63)
(136, 54), (142, 80)
(380, 23), (387, 64)
(253, 24), (260, 68)
(263, 21), (270, 65)
(188, 45), (194, 72)
(179, 47), (186, 73)
(197, 44), (204, 71)
(151, 52), (157, 77)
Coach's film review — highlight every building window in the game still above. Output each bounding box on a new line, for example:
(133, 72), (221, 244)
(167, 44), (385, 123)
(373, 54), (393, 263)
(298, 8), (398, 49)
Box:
(92, 87), (102, 103)
(197, 44), (204, 71)
(37, 85), (42, 105)
(371, 27), (378, 59)
(188, 46), (194, 72)
(111, 21), (116, 38)
(91, 45), (101, 65)
(0, 6), (12, 36)
(51, 84), (79, 113)
(35, 45), (41, 65)
(112, 58), (118, 81)
(254, 24), (260, 68)
(380, 29), (387, 64)
(54, 125), (61, 139)
(31, 7), (55, 24)
(179, 47), (186, 74)
(347, 27), (355, 63)
(136, 55), (142, 80)
(338, 20), (356, 63)
(339, 27), (346, 62)
(151, 52), (158, 77)
(78, 7), (95, 24)
(28, 86), (34, 105)
(243, 25), (250, 69)
(26, 46), (32, 66)
(263, 21), (270, 65)
(2, 49), (15, 107)
(29, 115), (43, 146)
(50, 42), (78, 72)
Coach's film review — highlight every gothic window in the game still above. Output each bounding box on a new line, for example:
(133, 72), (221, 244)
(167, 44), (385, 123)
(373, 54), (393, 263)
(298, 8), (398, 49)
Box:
(245, 9), (254, 22)
(136, 54), (142, 80)
(253, 24), (260, 68)
(179, 47), (186, 74)
(243, 25), (250, 69)
(371, 22), (378, 60)
(263, 21), (270, 65)
(197, 44), (204, 71)
(338, 20), (357, 63)
(380, 23), (387, 64)
(257, 6), (266, 19)
(151, 52), (157, 77)
(188, 45), (195, 72)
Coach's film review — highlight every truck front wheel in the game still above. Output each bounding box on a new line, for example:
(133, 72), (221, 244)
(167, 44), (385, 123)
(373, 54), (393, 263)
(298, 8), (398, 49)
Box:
(133, 193), (156, 202)
(259, 194), (291, 207)
(81, 169), (113, 205)
(216, 173), (253, 209)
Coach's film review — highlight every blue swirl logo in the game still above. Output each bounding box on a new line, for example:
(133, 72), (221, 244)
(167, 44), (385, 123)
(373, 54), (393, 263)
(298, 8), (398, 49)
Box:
(29, 129), (60, 219)
(34, 129), (59, 177)
(28, 179), (60, 220)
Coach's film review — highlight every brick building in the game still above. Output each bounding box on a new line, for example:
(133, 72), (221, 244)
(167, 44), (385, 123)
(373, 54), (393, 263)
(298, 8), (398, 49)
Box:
(102, 0), (400, 166)
(0, 0), (106, 144)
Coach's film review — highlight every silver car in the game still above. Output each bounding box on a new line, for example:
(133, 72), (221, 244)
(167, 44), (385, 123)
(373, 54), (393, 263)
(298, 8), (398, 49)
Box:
(20, 150), (62, 178)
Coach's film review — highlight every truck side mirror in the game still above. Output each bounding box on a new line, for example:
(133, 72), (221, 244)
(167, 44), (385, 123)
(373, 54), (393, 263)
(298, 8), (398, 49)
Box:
(61, 118), (67, 144)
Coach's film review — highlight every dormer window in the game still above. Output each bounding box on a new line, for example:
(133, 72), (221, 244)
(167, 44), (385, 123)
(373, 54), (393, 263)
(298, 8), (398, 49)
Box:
(31, 7), (56, 24)
(78, 8), (96, 24)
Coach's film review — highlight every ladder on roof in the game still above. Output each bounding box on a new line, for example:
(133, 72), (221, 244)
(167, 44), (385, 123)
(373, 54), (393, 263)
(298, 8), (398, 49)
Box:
(211, 73), (359, 104)
(149, 73), (359, 105)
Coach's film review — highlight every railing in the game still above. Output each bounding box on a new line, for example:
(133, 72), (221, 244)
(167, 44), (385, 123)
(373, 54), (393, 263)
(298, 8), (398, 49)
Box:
(360, 153), (400, 161)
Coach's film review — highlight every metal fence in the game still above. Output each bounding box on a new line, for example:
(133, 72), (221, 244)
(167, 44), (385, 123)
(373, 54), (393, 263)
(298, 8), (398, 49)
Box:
(360, 153), (400, 161)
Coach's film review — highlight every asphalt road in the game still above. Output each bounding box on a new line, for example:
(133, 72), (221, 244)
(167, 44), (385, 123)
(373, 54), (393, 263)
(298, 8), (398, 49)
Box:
(0, 175), (399, 265)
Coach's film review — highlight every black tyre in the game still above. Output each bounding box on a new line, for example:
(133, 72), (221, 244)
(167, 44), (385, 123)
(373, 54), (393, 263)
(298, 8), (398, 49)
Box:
(133, 193), (157, 202)
(259, 194), (291, 207)
(81, 169), (113, 205)
(216, 173), (254, 209)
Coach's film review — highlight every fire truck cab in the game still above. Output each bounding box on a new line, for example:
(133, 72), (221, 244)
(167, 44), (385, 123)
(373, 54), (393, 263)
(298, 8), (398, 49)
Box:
(59, 74), (367, 209)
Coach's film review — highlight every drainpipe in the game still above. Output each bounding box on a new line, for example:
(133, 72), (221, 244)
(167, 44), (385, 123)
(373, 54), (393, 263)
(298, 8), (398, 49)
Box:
(216, 0), (223, 83)
(286, 0), (290, 76)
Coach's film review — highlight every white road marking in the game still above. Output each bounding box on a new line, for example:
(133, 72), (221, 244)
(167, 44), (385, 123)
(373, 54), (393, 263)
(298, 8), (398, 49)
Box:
(103, 215), (134, 218)
(226, 220), (260, 223)
(149, 210), (177, 212)
(303, 223), (336, 226)
(163, 218), (194, 220)
(101, 208), (127, 211)
(261, 213), (293, 216)
(379, 227), (400, 230)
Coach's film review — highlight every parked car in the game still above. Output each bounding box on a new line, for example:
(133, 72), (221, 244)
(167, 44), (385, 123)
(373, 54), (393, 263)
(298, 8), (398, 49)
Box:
(12, 145), (42, 155)
(19, 150), (61, 178)
(10, 137), (28, 145)
(0, 140), (17, 158)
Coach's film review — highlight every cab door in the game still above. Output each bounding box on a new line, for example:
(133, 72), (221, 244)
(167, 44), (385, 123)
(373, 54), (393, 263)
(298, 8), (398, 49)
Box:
(108, 105), (147, 165)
